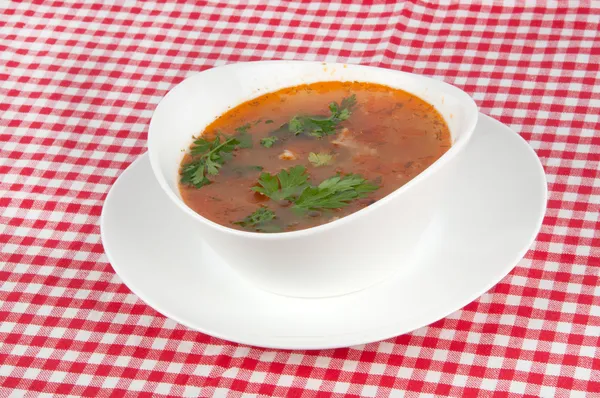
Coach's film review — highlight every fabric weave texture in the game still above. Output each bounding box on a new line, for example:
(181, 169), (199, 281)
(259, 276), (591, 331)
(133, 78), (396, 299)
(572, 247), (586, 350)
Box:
(1, 1), (599, 397)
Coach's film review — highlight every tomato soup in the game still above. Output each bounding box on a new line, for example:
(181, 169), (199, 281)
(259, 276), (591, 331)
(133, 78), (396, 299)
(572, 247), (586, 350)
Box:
(178, 81), (451, 232)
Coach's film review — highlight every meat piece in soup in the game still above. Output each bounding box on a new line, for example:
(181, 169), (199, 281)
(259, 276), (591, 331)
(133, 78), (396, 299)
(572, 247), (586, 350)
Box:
(178, 81), (452, 232)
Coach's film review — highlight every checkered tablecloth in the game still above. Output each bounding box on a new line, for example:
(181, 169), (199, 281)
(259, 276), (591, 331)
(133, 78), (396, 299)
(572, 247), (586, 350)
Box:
(1, 1), (599, 396)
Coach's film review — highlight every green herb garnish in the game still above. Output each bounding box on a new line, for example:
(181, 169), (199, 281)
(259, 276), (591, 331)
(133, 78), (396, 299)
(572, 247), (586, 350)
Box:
(233, 123), (253, 148)
(235, 123), (251, 134)
(293, 173), (378, 212)
(260, 136), (278, 148)
(180, 133), (241, 188)
(308, 152), (334, 167)
(252, 165), (379, 212)
(236, 130), (253, 148)
(231, 165), (264, 176)
(265, 119), (274, 124)
(288, 94), (356, 138)
(252, 165), (309, 201)
(234, 207), (280, 232)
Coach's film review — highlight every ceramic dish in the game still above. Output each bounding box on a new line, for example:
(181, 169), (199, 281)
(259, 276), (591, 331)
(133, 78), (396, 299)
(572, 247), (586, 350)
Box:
(147, 61), (478, 297)
(101, 114), (547, 349)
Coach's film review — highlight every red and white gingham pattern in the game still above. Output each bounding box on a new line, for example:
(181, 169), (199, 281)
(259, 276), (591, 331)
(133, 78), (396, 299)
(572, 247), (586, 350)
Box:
(1, 1), (599, 396)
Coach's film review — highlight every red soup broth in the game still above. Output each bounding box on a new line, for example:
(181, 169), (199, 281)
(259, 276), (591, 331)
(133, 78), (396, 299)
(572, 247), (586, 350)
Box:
(178, 81), (451, 232)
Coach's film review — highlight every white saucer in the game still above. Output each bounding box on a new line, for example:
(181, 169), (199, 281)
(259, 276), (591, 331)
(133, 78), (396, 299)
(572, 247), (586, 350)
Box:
(100, 114), (547, 349)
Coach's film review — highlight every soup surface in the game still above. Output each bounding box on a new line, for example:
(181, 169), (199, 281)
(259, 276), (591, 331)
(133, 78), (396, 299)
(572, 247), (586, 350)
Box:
(178, 81), (451, 232)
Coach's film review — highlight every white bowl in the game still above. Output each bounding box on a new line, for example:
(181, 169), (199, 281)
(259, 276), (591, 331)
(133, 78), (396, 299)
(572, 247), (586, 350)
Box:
(147, 61), (478, 298)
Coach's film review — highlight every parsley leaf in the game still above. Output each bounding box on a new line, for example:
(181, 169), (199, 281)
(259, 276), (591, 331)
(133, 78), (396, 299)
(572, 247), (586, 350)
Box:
(308, 152), (334, 167)
(265, 119), (274, 124)
(236, 130), (253, 148)
(231, 123), (253, 148)
(293, 173), (379, 212)
(288, 94), (356, 138)
(231, 165), (263, 176)
(180, 161), (209, 188)
(180, 133), (241, 188)
(235, 123), (251, 134)
(251, 165), (379, 213)
(252, 165), (309, 201)
(234, 207), (280, 232)
(260, 136), (278, 148)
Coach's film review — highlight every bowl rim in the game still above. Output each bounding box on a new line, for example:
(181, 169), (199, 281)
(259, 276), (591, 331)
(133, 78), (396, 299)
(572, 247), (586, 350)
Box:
(147, 60), (479, 241)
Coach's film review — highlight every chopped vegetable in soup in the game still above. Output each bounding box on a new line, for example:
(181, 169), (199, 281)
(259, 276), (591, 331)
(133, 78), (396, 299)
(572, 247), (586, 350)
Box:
(179, 81), (451, 232)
